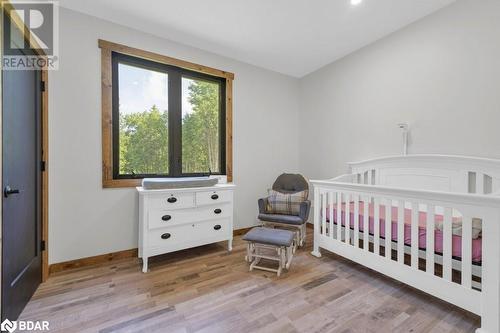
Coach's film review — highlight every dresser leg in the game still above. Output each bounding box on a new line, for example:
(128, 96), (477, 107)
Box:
(142, 257), (148, 273)
(228, 239), (233, 252)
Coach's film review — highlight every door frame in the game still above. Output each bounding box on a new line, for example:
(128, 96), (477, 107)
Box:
(1, 1), (49, 283)
(40, 66), (49, 282)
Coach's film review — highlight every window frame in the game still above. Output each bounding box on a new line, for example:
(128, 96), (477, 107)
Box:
(99, 40), (234, 188)
(111, 53), (226, 179)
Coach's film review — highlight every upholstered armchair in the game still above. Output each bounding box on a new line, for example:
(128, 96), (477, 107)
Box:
(258, 173), (311, 247)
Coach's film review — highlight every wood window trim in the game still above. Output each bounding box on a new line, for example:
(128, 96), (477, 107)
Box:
(99, 39), (234, 188)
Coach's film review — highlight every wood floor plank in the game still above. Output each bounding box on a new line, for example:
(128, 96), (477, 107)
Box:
(19, 233), (480, 332)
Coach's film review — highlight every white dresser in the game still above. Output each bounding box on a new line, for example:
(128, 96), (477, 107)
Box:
(137, 184), (235, 272)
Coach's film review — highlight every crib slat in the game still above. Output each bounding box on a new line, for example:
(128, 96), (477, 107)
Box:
(314, 187), (320, 241)
(385, 199), (392, 259)
(329, 192), (334, 239)
(360, 173), (365, 184)
(411, 202), (419, 269)
(354, 196), (359, 248)
(363, 196), (369, 251)
(426, 204), (435, 275)
(337, 192), (342, 241)
(321, 192), (327, 236)
(397, 200), (405, 263)
(476, 172), (484, 194)
(345, 193), (350, 244)
(461, 215), (473, 289)
(373, 198), (380, 254)
(367, 171), (373, 185)
(443, 207), (453, 281)
(492, 178), (500, 194)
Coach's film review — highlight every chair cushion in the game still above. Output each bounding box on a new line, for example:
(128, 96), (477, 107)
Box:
(272, 173), (309, 193)
(258, 213), (305, 225)
(266, 190), (308, 215)
(242, 227), (295, 247)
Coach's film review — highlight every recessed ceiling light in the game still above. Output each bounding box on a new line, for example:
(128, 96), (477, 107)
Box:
(351, 0), (363, 6)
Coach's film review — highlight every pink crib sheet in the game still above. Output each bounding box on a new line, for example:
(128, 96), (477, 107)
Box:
(326, 202), (482, 263)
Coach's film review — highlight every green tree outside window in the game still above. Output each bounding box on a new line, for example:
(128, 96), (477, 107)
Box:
(119, 80), (220, 175)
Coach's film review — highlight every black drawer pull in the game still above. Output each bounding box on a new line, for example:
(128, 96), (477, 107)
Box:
(161, 215), (171, 221)
(167, 197), (177, 203)
(211, 194), (219, 200)
(214, 208), (222, 214)
(214, 224), (222, 230)
(161, 233), (171, 239)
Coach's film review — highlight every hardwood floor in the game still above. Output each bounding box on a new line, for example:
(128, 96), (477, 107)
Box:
(20, 233), (480, 332)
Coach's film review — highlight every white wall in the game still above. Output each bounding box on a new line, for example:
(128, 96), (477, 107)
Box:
(49, 8), (300, 264)
(299, 0), (500, 180)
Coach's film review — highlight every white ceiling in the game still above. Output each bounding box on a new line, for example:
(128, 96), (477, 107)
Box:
(58, 0), (456, 77)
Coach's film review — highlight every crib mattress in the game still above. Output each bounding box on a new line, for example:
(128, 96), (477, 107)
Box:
(326, 202), (482, 263)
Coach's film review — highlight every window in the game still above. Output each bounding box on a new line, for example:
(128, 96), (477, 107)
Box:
(100, 40), (233, 187)
(115, 59), (170, 177)
(181, 76), (223, 174)
(112, 53), (226, 179)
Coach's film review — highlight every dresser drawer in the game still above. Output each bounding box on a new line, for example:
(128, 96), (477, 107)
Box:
(148, 219), (231, 250)
(148, 204), (231, 229)
(148, 192), (195, 210)
(196, 190), (232, 206)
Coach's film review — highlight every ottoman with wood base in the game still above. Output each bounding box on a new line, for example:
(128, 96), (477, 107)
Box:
(242, 227), (295, 277)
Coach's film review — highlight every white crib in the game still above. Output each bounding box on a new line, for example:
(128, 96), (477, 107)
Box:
(310, 155), (500, 333)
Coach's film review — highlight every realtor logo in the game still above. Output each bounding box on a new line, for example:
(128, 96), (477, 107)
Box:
(1, 0), (59, 70)
(0, 319), (17, 333)
(0, 319), (49, 332)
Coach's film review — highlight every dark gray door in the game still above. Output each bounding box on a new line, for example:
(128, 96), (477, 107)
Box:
(1, 52), (43, 320)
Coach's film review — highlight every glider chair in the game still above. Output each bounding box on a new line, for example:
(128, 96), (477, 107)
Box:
(258, 173), (311, 248)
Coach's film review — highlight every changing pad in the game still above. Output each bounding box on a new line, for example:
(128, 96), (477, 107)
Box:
(142, 177), (218, 190)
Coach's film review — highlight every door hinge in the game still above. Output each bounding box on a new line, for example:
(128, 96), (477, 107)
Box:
(40, 160), (46, 172)
(40, 240), (46, 252)
(40, 81), (46, 92)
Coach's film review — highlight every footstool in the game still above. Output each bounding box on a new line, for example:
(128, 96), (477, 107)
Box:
(242, 227), (295, 277)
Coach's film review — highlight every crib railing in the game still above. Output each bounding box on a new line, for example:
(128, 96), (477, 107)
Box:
(353, 168), (497, 194)
(311, 178), (500, 333)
